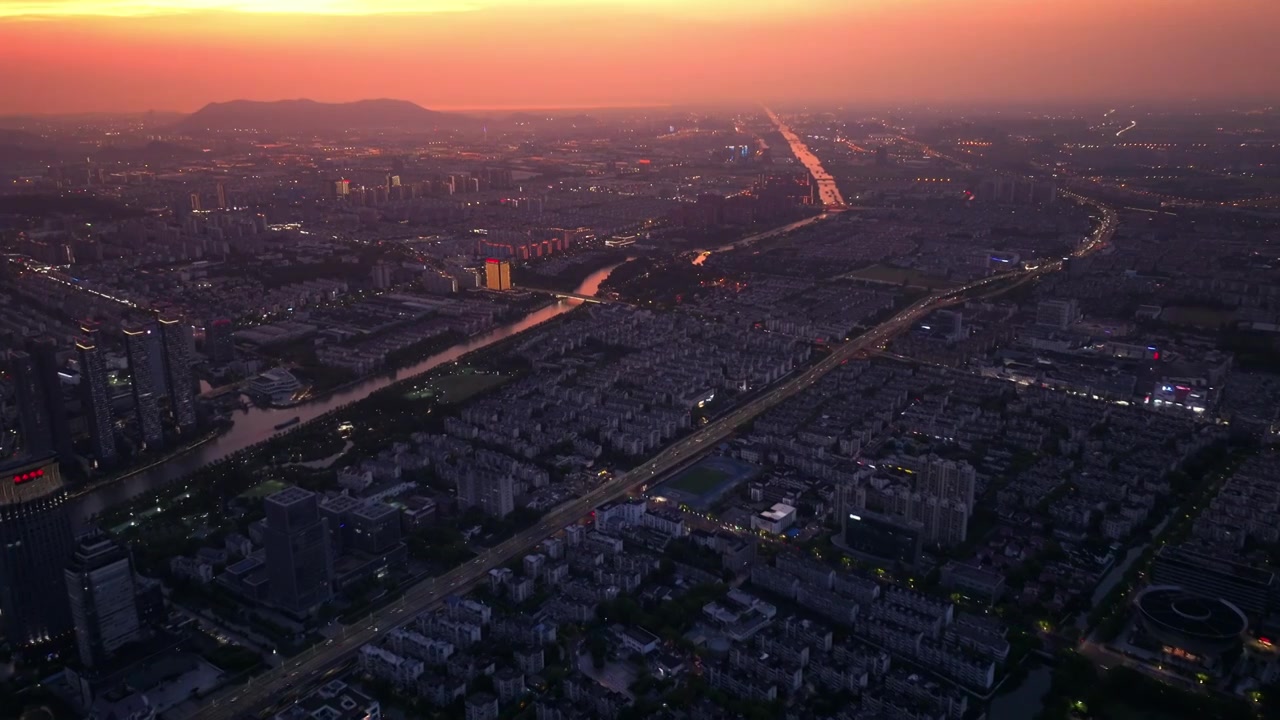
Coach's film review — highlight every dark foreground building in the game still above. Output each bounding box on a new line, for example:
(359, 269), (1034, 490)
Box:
(65, 532), (147, 668)
(843, 509), (924, 568)
(0, 455), (75, 646)
(264, 487), (334, 615)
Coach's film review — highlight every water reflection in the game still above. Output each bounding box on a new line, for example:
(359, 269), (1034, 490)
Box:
(70, 260), (629, 524)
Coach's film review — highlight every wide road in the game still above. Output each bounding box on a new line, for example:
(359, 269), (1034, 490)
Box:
(196, 165), (1118, 720)
(765, 106), (845, 208)
(691, 109), (844, 266)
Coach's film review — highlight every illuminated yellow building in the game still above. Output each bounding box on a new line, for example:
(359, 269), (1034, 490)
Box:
(485, 258), (511, 290)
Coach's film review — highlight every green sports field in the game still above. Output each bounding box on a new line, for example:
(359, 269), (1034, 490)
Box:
(667, 466), (731, 495)
(405, 371), (510, 403)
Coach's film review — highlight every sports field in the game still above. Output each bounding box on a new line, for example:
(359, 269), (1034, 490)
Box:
(667, 465), (731, 495)
(656, 455), (759, 510)
(405, 370), (510, 403)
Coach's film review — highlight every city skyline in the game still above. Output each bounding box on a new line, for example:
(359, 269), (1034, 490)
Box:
(1, 0), (1278, 114)
(1, 0), (1279, 717)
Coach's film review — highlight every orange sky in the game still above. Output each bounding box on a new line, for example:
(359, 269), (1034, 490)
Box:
(0, 0), (1276, 114)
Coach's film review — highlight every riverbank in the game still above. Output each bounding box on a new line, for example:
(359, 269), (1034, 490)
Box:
(92, 305), (585, 530)
(66, 423), (228, 501)
(68, 309), (534, 504)
(311, 299), (556, 402)
(278, 298), (555, 404)
(74, 261), (630, 525)
(511, 250), (629, 293)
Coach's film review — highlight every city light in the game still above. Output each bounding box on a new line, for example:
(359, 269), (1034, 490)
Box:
(0, 4), (1269, 717)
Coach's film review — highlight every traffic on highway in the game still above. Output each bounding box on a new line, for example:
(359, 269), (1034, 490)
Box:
(195, 136), (1119, 720)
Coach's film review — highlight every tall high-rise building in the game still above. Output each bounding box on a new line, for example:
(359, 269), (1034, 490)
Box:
(318, 496), (403, 556)
(924, 457), (976, 510)
(215, 181), (228, 210)
(263, 487), (333, 614)
(930, 310), (965, 342)
(458, 471), (514, 519)
(484, 258), (512, 291)
(318, 494), (363, 557)
(64, 531), (146, 668)
(76, 322), (117, 466)
(350, 503), (402, 555)
(370, 264), (394, 290)
(7, 349), (54, 458)
(852, 456), (976, 549)
(0, 456), (75, 646)
(421, 271), (459, 296)
(188, 192), (202, 213)
(122, 322), (164, 450)
(924, 496), (970, 546)
(205, 318), (235, 364)
(158, 314), (197, 434)
(28, 335), (74, 464)
(844, 509), (924, 568)
(1035, 298), (1079, 331)
(145, 326), (169, 399)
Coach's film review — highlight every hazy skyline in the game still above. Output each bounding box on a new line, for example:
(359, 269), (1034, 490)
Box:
(1, 0), (1277, 114)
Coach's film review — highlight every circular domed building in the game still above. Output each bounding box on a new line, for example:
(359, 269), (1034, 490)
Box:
(1135, 585), (1248, 659)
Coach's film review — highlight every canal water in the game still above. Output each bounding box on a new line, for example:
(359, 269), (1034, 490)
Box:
(70, 261), (628, 524)
(988, 662), (1053, 720)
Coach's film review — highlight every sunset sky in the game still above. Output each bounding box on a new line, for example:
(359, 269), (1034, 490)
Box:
(1, 0), (1276, 114)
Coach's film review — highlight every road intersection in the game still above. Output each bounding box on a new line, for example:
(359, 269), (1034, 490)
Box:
(196, 137), (1117, 720)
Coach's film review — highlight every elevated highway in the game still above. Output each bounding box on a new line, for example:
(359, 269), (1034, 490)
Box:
(194, 130), (1119, 720)
(523, 288), (631, 305)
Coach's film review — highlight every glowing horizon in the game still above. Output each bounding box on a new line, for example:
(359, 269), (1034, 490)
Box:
(0, 0), (479, 18)
(1, 0), (1276, 114)
(0, 0), (832, 19)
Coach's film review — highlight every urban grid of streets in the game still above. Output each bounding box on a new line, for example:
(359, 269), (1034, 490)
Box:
(195, 115), (1118, 719)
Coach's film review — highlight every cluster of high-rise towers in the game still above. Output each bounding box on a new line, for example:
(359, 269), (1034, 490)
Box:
(0, 455), (161, 665)
(7, 313), (201, 470)
(0, 313), (207, 664)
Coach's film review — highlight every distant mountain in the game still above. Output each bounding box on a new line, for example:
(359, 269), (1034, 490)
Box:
(174, 99), (470, 134)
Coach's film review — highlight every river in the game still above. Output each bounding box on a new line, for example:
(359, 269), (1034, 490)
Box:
(988, 662), (1053, 720)
(69, 261), (629, 525)
(691, 212), (830, 266)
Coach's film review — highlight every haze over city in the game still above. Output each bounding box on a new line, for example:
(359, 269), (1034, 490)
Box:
(3, 2), (1280, 720)
(2, 0), (1279, 113)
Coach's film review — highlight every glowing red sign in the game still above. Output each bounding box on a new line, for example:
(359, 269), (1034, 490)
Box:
(13, 468), (44, 485)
